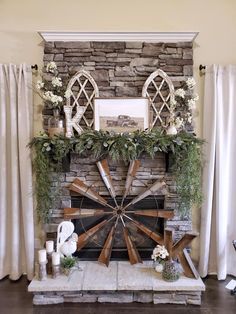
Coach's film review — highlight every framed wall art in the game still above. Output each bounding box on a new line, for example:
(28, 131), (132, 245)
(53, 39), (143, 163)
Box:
(94, 98), (149, 132)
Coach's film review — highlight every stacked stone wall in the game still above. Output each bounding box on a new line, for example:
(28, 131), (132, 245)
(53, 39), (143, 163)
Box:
(43, 41), (193, 243)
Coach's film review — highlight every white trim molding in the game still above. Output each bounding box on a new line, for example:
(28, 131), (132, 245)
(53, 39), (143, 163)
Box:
(38, 32), (198, 43)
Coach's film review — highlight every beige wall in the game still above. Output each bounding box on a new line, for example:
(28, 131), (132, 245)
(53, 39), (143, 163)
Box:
(1, 0), (236, 261)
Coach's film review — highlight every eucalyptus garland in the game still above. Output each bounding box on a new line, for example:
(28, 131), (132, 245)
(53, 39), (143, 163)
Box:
(29, 129), (204, 222)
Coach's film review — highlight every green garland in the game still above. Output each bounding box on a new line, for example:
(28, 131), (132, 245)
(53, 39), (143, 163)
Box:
(29, 129), (204, 222)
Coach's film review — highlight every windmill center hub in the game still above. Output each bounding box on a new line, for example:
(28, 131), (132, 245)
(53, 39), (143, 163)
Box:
(114, 207), (125, 216)
(117, 209), (123, 215)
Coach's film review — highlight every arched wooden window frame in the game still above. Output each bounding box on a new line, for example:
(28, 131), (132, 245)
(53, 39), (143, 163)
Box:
(64, 69), (99, 137)
(142, 69), (175, 129)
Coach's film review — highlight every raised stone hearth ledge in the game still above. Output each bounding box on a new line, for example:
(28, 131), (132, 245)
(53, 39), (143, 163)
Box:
(28, 261), (205, 305)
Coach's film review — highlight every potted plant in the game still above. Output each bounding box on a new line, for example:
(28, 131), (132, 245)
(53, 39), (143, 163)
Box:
(60, 256), (77, 276)
(36, 61), (72, 137)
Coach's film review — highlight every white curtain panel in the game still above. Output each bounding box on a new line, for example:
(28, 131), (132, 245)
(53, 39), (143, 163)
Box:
(0, 64), (34, 280)
(199, 65), (236, 279)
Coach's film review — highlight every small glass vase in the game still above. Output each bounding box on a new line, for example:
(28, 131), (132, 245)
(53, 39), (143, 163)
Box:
(166, 124), (177, 135)
(62, 268), (71, 276)
(154, 262), (164, 273)
(162, 259), (180, 282)
(48, 108), (65, 138)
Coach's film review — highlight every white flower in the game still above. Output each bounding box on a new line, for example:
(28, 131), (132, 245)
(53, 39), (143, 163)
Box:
(52, 76), (62, 87)
(187, 112), (192, 124)
(151, 245), (169, 261)
(175, 88), (185, 98)
(52, 95), (63, 104)
(46, 61), (57, 73)
(43, 91), (53, 101)
(64, 89), (73, 99)
(170, 97), (177, 108)
(187, 99), (196, 110)
(193, 94), (199, 101)
(36, 80), (44, 90)
(175, 117), (184, 129)
(43, 91), (63, 105)
(186, 77), (196, 89)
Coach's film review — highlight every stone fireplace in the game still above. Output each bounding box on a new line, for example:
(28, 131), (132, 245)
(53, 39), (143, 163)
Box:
(44, 40), (193, 257)
(28, 34), (206, 306)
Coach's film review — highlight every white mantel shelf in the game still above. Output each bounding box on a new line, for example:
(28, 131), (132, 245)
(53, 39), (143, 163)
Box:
(38, 31), (198, 42)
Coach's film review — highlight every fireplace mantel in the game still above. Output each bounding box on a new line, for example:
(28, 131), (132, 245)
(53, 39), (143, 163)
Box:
(38, 31), (199, 42)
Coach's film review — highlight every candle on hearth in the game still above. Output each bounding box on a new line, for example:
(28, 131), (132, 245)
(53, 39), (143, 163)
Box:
(38, 249), (47, 263)
(52, 252), (60, 266)
(46, 240), (54, 253)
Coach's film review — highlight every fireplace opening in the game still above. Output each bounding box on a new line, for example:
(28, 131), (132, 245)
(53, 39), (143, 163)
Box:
(71, 195), (167, 260)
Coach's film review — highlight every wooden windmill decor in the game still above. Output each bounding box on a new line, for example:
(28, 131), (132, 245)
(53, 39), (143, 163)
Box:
(64, 158), (171, 264)
(64, 158), (198, 278)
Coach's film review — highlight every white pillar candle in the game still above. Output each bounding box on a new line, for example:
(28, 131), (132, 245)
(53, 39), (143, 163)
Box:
(52, 252), (61, 266)
(46, 240), (54, 253)
(38, 249), (47, 263)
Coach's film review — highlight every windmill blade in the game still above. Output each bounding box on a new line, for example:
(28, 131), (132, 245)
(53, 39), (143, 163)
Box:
(123, 180), (167, 210)
(122, 160), (141, 201)
(123, 227), (142, 265)
(124, 215), (164, 245)
(121, 217), (142, 265)
(98, 223), (117, 267)
(64, 208), (107, 219)
(134, 209), (174, 219)
(96, 159), (118, 206)
(69, 178), (114, 210)
(77, 219), (110, 251)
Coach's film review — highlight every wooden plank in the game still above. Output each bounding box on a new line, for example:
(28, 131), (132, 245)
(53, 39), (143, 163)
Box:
(134, 210), (174, 219)
(97, 159), (116, 200)
(182, 248), (199, 279)
(130, 218), (164, 245)
(177, 249), (199, 279)
(172, 232), (198, 258)
(123, 180), (166, 210)
(123, 227), (142, 265)
(69, 178), (115, 209)
(98, 225), (116, 267)
(64, 208), (105, 219)
(122, 160), (141, 201)
(77, 220), (108, 251)
(164, 228), (174, 259)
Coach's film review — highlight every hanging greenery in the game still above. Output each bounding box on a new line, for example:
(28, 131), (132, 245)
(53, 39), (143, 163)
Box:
(29, 129), (204, 223)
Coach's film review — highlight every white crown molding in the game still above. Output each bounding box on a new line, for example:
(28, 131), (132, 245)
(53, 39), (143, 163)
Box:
(38, 31), (198, 43)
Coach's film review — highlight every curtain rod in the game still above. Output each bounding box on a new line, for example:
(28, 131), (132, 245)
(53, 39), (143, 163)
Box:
(31, 64), (38, 70)
(199, 64), (206, 72)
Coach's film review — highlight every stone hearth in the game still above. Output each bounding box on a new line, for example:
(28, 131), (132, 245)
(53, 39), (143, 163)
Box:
(28, 261), (205, 305)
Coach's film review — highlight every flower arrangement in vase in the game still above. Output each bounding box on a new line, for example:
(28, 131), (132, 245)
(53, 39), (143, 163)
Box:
(36, 61), (72, 137)
(151, 245), (169, 272)
(167, 77), (199, 135)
